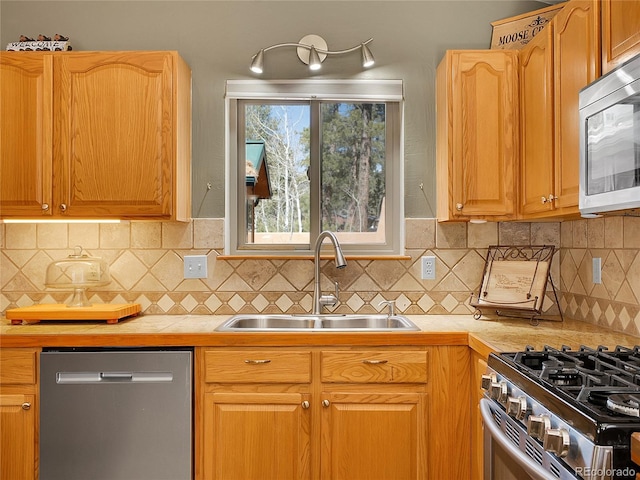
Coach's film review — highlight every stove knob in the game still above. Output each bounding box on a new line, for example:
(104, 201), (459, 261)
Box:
(480, 373), (496, 391)
(543, 428), (570, 458)
(506, 396), (527, 420)
(490, 381), (508, 402)
(527, 414), (551, 440)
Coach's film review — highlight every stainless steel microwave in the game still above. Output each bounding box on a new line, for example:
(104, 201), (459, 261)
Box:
(579, 53), (640, 215)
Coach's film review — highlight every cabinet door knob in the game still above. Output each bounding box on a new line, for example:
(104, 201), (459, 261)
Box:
(41, 203), (49, 211)
(21, 402), (31, 410)
(59, 203), (67, 213)
(322, 399), (330, 408)
(301, 401), (310, 409)
(541, 196), (548, 204)
(455, 203), (464, 211)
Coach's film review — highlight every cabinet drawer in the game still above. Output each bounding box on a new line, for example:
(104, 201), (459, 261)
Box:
(0, 349), (37, 385)
(204, 350), (311, 383)
(321, 351), (427, 384)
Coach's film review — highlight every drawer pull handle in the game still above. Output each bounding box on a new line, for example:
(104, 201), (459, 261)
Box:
(244, 359), (271, 364)
(301, 401), (310, 409)
(21, 402), (31, 410)
(363, 359), (388, 364)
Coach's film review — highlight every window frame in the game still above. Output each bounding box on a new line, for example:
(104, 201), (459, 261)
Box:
(225, 79), (404, 257)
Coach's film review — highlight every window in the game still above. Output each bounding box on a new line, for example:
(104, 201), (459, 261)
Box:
(225, 80), (403, 256)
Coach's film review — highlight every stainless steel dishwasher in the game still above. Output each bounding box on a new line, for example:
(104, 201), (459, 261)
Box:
(40, 348), (192, 480)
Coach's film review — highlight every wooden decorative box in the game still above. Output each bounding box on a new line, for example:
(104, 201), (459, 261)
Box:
(490, 3), (565, 50)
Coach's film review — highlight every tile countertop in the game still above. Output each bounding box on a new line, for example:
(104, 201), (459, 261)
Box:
(2, 313), (639, 356)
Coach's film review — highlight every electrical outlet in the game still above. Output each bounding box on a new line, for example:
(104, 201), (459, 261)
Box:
(592, 257), (602, 284)
(184, 255), (208, 279)
(87, 263), (101, 282)
(421, 256), (436, 280)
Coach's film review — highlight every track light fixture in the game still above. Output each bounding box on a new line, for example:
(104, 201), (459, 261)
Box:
(250, 34), (375, 74)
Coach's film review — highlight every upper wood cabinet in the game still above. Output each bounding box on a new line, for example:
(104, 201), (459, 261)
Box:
(601, 0), (640, 74)
(0, 51), (191, 221)
(436, 50), (519, 222)
(0, 53), (53, 218)
(519, 24), (555, 217)
(552, 0), (600, 213)
(517, 0), (599, 219)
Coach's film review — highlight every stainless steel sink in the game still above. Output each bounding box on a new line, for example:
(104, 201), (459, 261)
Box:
(215, 314), (419, 332)
(320, 316), (416, 330)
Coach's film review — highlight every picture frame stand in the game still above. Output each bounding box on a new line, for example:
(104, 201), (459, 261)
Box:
(470, 245), (562, 326)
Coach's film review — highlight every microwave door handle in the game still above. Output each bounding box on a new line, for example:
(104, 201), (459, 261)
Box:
(480, 398), (551, 480)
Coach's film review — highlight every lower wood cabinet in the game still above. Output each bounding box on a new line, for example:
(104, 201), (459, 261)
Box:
(203, 392), (312, 480)
(0, 348), (39, 480)
(196, 345), (469, 480)
(470, 349), (489, 480)
(320, 392), (425, 480)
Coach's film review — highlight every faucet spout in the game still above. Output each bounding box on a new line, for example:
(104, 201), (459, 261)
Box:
(313, 231), (347, 314)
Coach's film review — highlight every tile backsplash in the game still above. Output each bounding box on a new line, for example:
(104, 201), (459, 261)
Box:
(1, 217), (639, 337)
(559, 216), (640, 336)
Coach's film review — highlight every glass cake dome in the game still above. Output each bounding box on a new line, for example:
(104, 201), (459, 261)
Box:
(45, 246), (111, 307)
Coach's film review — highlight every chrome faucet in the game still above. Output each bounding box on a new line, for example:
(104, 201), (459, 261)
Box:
(312, 231), (347, 314)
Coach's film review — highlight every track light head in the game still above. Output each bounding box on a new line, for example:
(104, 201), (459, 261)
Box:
(361, 43), (375, 68)
(250, 49), (264, 74)
(308, 46), (322, 71)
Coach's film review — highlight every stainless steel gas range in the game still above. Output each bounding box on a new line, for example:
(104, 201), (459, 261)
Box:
(481, 345), (640, 480)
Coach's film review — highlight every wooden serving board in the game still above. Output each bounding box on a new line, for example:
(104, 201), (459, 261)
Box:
(6, 303), (141, 325)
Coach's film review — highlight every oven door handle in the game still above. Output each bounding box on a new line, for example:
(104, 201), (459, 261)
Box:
(480, 398), (551, 480)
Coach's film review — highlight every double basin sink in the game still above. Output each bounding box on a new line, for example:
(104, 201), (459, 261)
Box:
(216, 314), (420, 332)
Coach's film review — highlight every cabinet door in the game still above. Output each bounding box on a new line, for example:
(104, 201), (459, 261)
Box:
(320, 392), (426, 480)
(553, 0), (600, 211)
(470, 352), (488, 480)
(0, 53), (53, 217)
(0, 393), (36, 480)
(203, 392), (311, 480)
(602, 0), (640, 74)
(519, 25), (556, 216)
(439, 50), (518, 220)
(54, 52), (175, 218)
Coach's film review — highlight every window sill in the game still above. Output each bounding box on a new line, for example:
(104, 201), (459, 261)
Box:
(217, 254), (412, 261)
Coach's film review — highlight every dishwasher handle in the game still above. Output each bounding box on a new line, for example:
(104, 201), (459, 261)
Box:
(56, 371), (174, 384)
(100, 372), (134, 380)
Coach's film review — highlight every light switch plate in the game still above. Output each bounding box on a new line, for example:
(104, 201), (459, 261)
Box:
(184, 255), (208, 279)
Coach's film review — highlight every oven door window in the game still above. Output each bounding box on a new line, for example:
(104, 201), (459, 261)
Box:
(586, 94), (640, 195)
